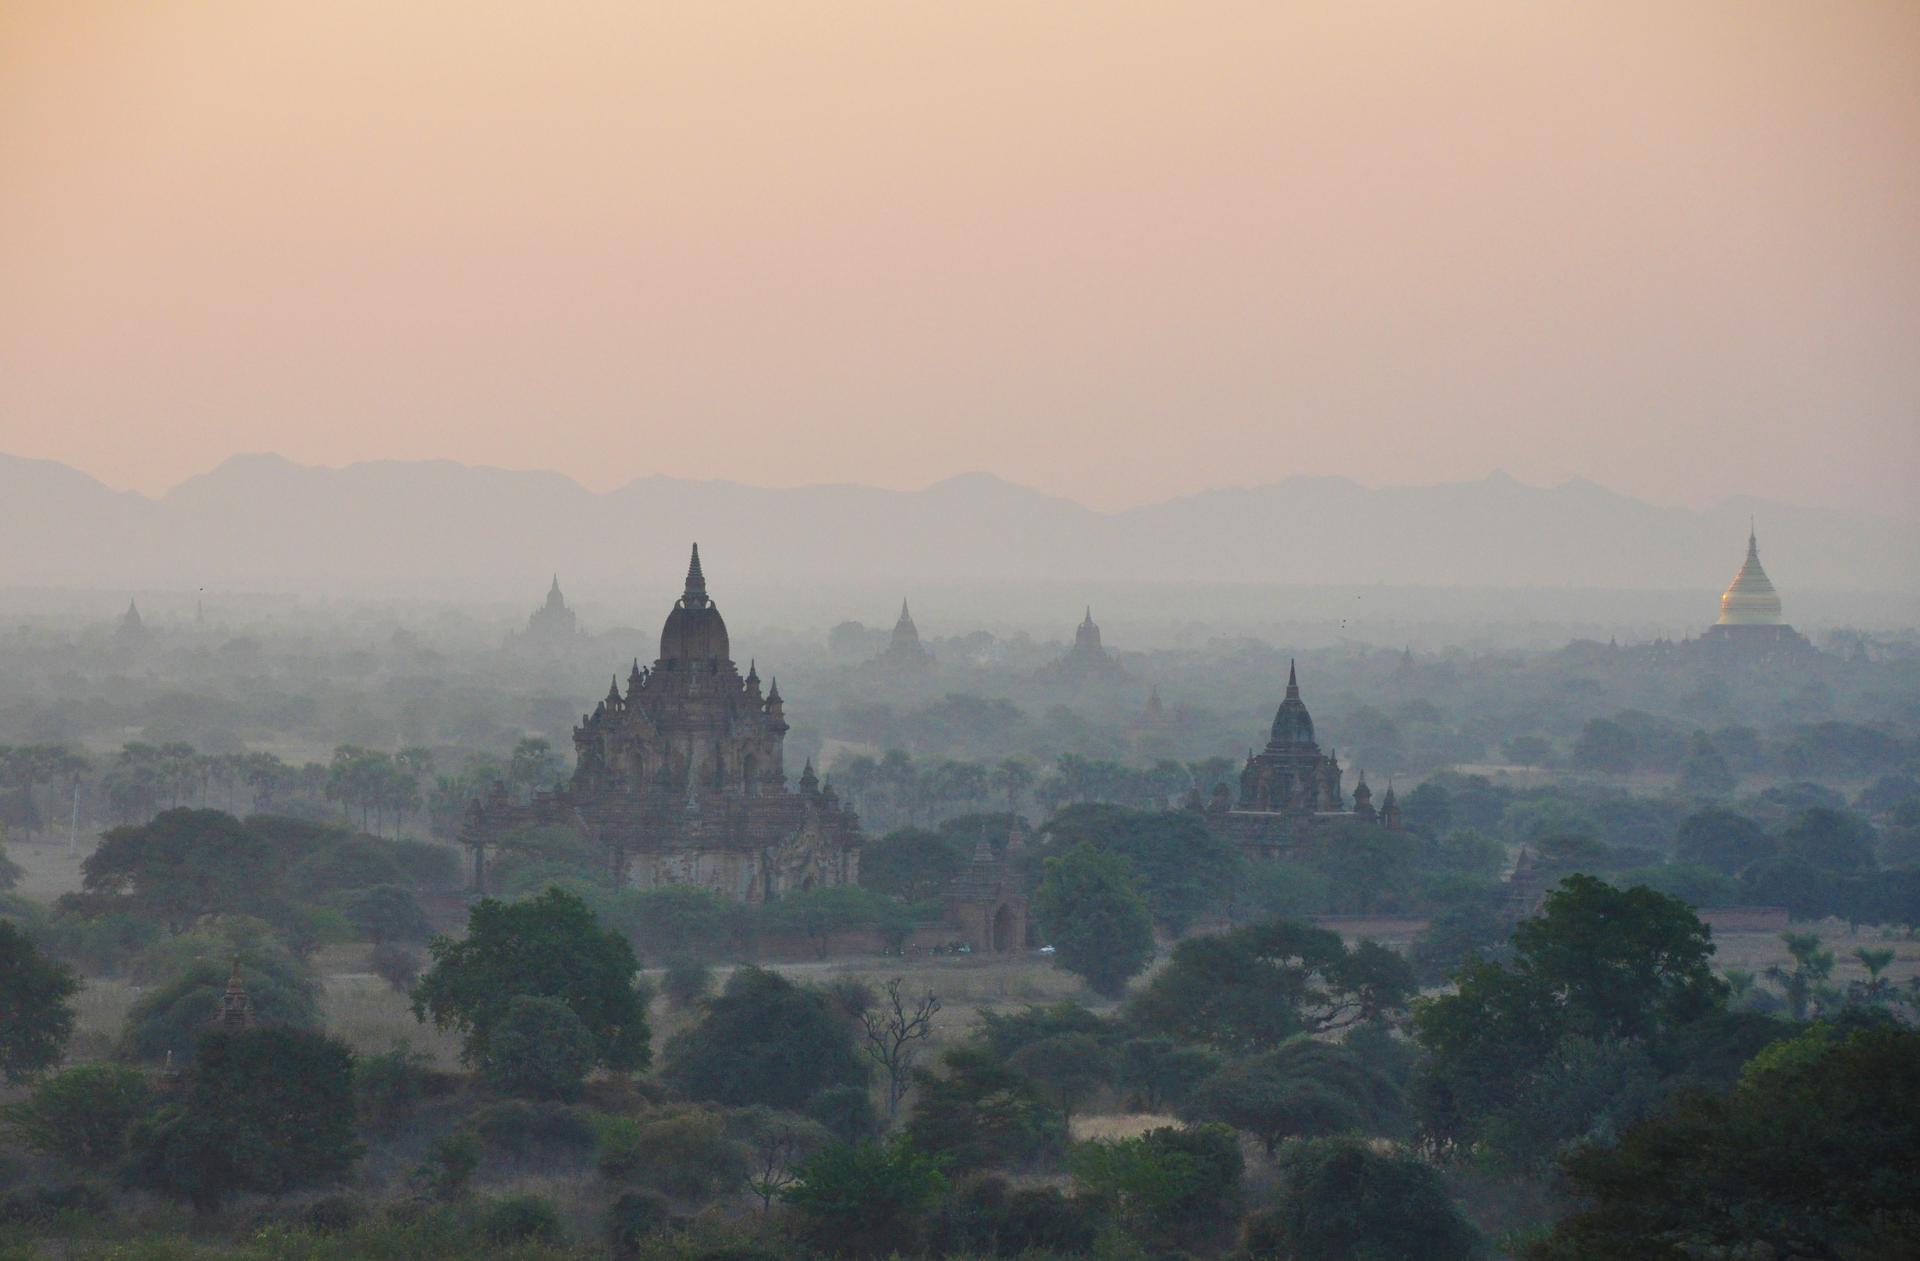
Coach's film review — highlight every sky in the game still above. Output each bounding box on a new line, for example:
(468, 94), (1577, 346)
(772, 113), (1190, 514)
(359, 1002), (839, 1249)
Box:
(2, 2), (1917, 517)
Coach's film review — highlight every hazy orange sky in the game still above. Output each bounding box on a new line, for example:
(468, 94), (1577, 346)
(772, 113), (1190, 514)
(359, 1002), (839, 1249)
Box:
(3, 2), (1916, 516)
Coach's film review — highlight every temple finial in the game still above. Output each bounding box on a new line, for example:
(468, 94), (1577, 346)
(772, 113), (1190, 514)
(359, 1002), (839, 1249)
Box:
(1286, 659), (1299, 696)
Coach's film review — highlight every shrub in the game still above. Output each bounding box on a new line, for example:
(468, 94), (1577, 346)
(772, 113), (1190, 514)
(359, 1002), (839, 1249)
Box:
(661, 956), (713, 1009)
(600, 1109), (747, 1200)
(469, 1100), (598, 1160)
(355, 1041), (432, 1134)
(482, 994), (597, 1100)
(1069, 1124), (1243, 1250)
(607, 1189), (672, 1256)
(932, 1174), (1098, 1256)
(478, 1193), (563, 1244)
(1246, 1137), (1478, 1261)
(783, 1139), (947, 1258)
(370, 940), (422, 992)
(807, 1084), (880, 1143)
(1, 1063), (153, 1170)
(414, 1131), (480, 1200)
(905, 1047), (1065, 1172)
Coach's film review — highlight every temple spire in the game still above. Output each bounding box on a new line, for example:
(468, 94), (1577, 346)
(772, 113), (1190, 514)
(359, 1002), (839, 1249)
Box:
(1286, 659), (1299, 698)
(684, 544), (708, 604)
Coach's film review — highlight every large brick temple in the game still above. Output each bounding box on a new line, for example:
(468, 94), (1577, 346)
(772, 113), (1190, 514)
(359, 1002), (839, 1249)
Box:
(461, 546), (863, 902)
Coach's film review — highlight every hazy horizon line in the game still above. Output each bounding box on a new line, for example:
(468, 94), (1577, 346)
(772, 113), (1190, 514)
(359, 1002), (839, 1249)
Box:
(8, 446), (1896, 526)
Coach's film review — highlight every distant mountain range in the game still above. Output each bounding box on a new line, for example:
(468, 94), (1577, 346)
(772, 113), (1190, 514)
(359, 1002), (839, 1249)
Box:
(4, 451), (1915, 598)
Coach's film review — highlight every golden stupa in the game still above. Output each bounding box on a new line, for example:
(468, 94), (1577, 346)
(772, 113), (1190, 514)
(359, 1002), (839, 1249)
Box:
(1717, 527), (1783, 626)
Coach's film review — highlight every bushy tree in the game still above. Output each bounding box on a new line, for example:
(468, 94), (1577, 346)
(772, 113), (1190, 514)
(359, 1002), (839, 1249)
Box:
(1006, 1032), (1110, 1123)
(600, 1108), (748, 1199)
(478, 1193), (564, 1244)
(1044, 804), (1244, 933)
(1414, 875), (1726, 1149)
(342, 883), (434, 944)
(1, 1063), (153, 1169)
(483, 994), (597, 1099)
(1675, 731), (1735, 797)
(859, 827), (972, 903)
(121, 947), (322, 1063)
(412, 887), (649, 1071)
(782, 1139), (948, 1258)
(0, 921), (78, 1083)
(662, 966), (865, 1108)
(1070, 1123), (1243, 1251)
(1181, 1037), (1403, 1155)
(1533, 1028), (1920, 1259)
(83, 808), (276, 930)
(128, 1027), (360, 1212)
(660, 955), (713, 1009)
(1117, 1036), (1222, 1112)
(1029, 843), (1156, 997)
(905, 1046), (1065, 1171)
(1129, 920), (1415, 1053)
(1246, 1137), (1478, 1261)
(1777, 807), (1876, 873)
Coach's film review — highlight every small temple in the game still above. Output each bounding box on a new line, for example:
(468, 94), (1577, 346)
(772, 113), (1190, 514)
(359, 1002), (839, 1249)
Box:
(1039, 607), (1126, 682)
(940, 822), (1030, 953)
(1195, 661), (1405, 857)
(220, 956), (254, 1033)
(519, 574), (583, 643)
(871, 600), (934, 669)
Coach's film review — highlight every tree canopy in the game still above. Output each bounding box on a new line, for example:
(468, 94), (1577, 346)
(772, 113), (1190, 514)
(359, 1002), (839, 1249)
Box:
(411, 887), (649, 1071)
(1129, 919), (1415, 1053)
(1029, 843), (1157, 998)
(661, 966), (866, 1109)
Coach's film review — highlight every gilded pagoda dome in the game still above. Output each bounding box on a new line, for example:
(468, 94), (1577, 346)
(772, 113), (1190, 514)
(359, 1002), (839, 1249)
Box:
(1717, 529), (1784, 627)
(660, 544), (731, 664)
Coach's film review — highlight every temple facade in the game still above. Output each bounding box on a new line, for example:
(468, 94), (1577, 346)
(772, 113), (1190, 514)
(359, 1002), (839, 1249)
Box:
(941, 822), (1030, 953)
(1196, 662), (1404, 857)
(461, 546), (863, 903)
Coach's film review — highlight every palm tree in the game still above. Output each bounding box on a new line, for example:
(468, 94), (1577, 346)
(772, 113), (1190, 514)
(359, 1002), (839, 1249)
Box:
(1764, 931), (1834, 1020)
(990, 758), (1035, 812)
(1852, 946), (1897, 1004)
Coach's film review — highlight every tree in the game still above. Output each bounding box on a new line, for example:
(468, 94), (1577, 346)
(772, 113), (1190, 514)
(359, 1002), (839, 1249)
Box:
(857, 828), (972, 903)
(1117, 1036), (1222, 1112)
(122, 947), (322, 1062)
(127, 1026), (360, 1213)
(483, 995), (597, 1100)
(0, 921), (78, 1083)
(660, 956), (713, 1009)
(411, 887), (649, 1071)
(1181, 1038), (1402, 1156)
(1777, 807), (1876, 873)
(1675, 731), (1735, 797)
(732, 1106), (833, 1210)
(661, 966), (865, 1109)
(1852, 945), (1897, 1004)
(1044, 804), (1244, 934)
(1069, 1124), (1243, 1251)
(1129, 920), (1415, 1054)
(601, 1108), (748, 1199)
(1501, 735), (1553, 771)
(1245, 1137), (1478, 1261)
(858, 976), (940, 1118)
(508, 737), (565, 796)
(1532, 1028), (1920, 1260)
(1, 1063), (153, 1170)
(83, 808), (276, 931)
(1674, 808), (1772, 875)
(1029, 843), (1156, 998)
(1007, 1032), (1111, 1124)
(782, 1139), (947, 1258)
(904, 1046), (1065, 1171)
(343, 883), (434, 944)
(1763, 931), (1835, 1021)
(1413, 875), (1726, 1148)
(1410, 900), (1513, 985)
(1573, 718), (1639, 774)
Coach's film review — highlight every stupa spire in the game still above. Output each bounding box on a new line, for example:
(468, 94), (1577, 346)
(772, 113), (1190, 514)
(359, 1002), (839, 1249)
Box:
(684, 544), (708, 604)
